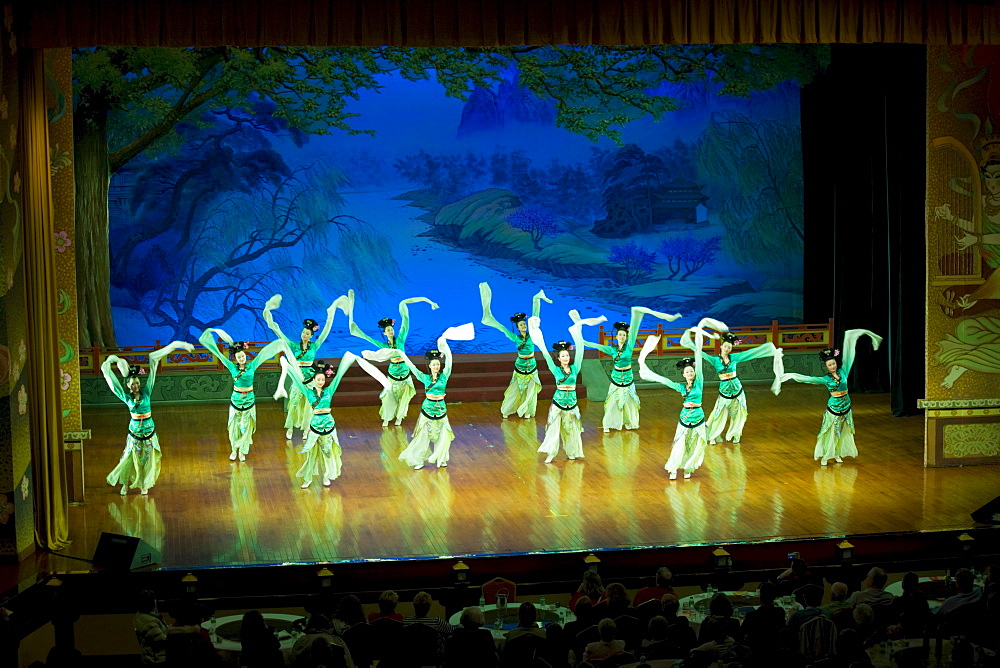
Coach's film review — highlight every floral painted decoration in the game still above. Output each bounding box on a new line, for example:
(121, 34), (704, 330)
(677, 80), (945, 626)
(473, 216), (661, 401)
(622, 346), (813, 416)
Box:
(54, 231), (72, 253)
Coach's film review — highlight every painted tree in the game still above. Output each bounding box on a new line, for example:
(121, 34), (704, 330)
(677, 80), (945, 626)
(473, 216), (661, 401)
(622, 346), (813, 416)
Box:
(696, 110), (804, 267)
(506, 207), (561, 250)
(658, 235), (722, 281)
(609, 241), (656, 284)
(73, 44), (826, 345)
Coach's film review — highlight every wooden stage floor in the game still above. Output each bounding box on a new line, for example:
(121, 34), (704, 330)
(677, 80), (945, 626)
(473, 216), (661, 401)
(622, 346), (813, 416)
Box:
(59, 385), (999, 570)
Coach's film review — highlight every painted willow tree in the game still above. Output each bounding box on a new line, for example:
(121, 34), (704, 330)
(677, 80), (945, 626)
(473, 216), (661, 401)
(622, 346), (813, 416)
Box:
(73, 44), (826, 345)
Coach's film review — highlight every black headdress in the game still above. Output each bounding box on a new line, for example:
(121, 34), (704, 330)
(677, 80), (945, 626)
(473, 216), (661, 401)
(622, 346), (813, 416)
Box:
(302, 318), (320, 333)
(510, 312), (527, 324)
(306, 360), (334, 381)
(552, 340), (573, 352)
(721, 332), (742, 345)
(818, 348), (841, 364)
(425, 349), (444, 362)
(612, 321), (629, 332)
(377, 317), (395, 330)
(675, 357), (696, 371)
(228, 341), (249, 360)
(126, 365), (144, 379)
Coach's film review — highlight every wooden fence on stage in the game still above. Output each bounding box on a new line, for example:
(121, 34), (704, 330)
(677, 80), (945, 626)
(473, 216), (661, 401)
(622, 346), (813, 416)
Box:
(77, 319), (836, 374)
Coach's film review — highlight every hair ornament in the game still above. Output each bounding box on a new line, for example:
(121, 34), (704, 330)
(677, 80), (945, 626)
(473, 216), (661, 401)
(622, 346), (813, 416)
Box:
(377, 318), (395, 330)
(510, 312), (527, 323)
(613, 321), (629, 332)
(675, 357), (696, 371)
(552, 340), (573, 352)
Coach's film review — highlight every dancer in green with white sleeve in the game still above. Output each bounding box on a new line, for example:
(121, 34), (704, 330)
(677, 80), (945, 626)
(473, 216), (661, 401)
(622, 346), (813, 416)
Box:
(780, 329), (882, 465)
(347, 292), (439, 427)
(478, 282), (552, 419)
(198, 329), (287, 461)
(103, 341), (194, 495)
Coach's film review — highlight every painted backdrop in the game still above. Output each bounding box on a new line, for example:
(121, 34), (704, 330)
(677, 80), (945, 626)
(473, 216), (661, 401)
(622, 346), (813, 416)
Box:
(73, 45), (825, 353)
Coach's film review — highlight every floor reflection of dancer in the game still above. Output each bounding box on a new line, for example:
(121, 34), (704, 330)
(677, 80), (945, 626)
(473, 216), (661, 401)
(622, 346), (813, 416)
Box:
(364, 324), (474, 469)
(198, 329), (287, 461)
(348, 293), (439, 427)
(680, 317), (783, 445)
(280, 354), (388, 488)
(780, 329), (882, 465)
(637, 329), (709, 480)
(478, 282), (552, 419)
(263, 293), (343, 440)
(102, 341), (194, 495)
(528, 310), (606, 463)
(577, 307), (682, 433)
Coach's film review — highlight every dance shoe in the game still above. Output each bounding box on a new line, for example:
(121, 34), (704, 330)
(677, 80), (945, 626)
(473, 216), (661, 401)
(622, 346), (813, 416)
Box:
(301, 480), (312, 489)
(140, 488), (148, 495)
(322, 478), (331, 486)
(683, 472), (692, 479)
(439, 462), (447, 467)
(120, 485), (128, 495)
(382, 420), (390, 427)
(668, 471), (677, 480)
(413, 464), (424, 470)
(394, 419), (402, 426)
(820, 459), (829, 466)
(603, 428), (610, 433)
(229, 451), (238, 461)
(568, 456), (576, 460)
(544, 455), (554, 464)
(238, 453), (246, 462)
(835, 457), (843, 463)
(709, 440), (717, 445)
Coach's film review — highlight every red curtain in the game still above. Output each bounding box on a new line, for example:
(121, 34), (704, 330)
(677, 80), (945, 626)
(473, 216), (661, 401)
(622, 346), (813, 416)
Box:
(18, 0), (1000, 48)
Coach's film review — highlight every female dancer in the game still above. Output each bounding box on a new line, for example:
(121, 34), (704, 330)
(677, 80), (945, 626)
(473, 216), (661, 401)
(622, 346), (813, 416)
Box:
(198, 328), (287, 461)
(680, 317), (784, 445)
(363, 324), (474, 469)
(577, 307), (682, 432)
(528, 311), (607, 463)
(780, 329), (882, 465)
(637, 328), (709, 480)
(263, 293), (343, 440)
(348, 294), (439, 426)
(280, 354), (388, 487)
(478, 282), (552, 419)
(102, 341), (194, 494)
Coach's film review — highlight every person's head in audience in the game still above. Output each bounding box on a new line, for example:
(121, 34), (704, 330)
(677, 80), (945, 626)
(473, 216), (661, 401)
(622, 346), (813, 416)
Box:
(136, 590), (158, 615)
(413, 591), (433, 618)
(830, 582), (849, 602)
(708, 592), (735, 619)
(901, 572), (919, 594)
(646, 615), (668, 642)
(835, 628), (864, 658)
(790, 558), (809, 577)
(954, 568), (976, 594)
(335, 594), (365, 627)
(240, 610), (268, 643)
(304, 612), (332, 634)
(853, 603), (874, 628)
(545, 622), (564, 645)
(702, 615), (730, 643)
(174, 602), (209, 626)
(598, 617), (617, 643)
(660, 593), (680, 618)
(307, 636), (348, 668)
(581, 570), (605, 600)
(517, 601), (537, 628)
(758, 581), (777, 606)
(459, 606), (485, 629)
(866, 567), (888, 591)
(800, 584), (824, 609)
(656, 567), (674, 590)
(605, 583), (630, 611)
(575, 596), (593, 622)
(378, 590), (400, 615)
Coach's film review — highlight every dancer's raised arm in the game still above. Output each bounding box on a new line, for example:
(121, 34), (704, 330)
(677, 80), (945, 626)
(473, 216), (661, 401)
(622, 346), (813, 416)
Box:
(839, 329), (883, 380)
(147, 341), (194, 393)
(199, 328), (237, 374)
(528, 316), (558, 376)
(637, 336), (684, 392)
(532, 288), (553, 319)
(436, 323), (475, 378)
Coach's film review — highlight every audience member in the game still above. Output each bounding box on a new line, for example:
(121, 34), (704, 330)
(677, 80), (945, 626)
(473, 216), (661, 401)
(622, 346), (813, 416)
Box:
(166, 602), (219, 667)
(367, 590), (404, 622)
(570, 571), (605, 612)
(787, 584), (831, 634)
(582, 618), (626, 663)
(832, 628), (872, 667)
(562, 596), (593, 640)
(633, 567), (676, 607)
(134, 590), (200, 665)
(690, 615), (745, 666)
(332, 594), (366, 635)
(889, 572), (928, 638)
(852, 604), (880, 648)
(288, 613), (354, 668)
(740, 581), (786, 654)
(536, 621), (571, 668)
(936, 568), (985, 640)
(603, 583), (633, 617)
(777, 558), (822, 596)
(659, 594), (697, 652)
(402, 591), (455, 659)
(640, 616), (683, 659)
(505, 601), (545, 640)
(239, 610), (285, 668)
(444, 607), (497, 668)
(847, 568), (895, 609)
(294, 636), (350, 668)
(696, 592), (740, 643)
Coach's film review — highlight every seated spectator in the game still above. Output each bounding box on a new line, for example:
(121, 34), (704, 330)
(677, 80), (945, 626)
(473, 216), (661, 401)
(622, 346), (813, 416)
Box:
(134, 590), (201, 666)
(936, 568), (985, 639)
(166, 602), (219, 667)
(368, 590), (404, 622)
(889, 572), (929, 638)
(633, 567), (676, 607)
(640, 616), (683, 659)
(582, 618), (626, 663)
(659, 594), (697, 652)
(852, 603), (880, 648)
(536, 622), (571, 668)
(787, 584), (831, 634)
(332, 594), (366, 635)
(570, 571), (605, 612)
(295, 636), (351, 668)
(777, 558), (822, 596)
(697, 593), (740, 643)
(288, 613), (354, 668)
(740, 581), (786, 654)
(690, 615), (745, 666)
(833, 628), (871, 667)
(822, 582), (855, 631)
(240, 610), (285, 668)
(402, 591), (455, 659)
(847, 567), (895, 609)
(563, 596), (594, 641)
(603, 583), (633, 618)
(444, 607), (497, 668)
(505, 601), (545, 640)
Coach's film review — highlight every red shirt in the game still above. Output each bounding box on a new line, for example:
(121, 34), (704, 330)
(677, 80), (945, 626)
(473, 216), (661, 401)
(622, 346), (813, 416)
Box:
(632, 585), (676, 607)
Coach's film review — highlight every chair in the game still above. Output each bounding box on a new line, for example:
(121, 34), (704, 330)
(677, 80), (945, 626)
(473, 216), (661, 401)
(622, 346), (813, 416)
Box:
(798, 614), (837, 662)
(342, 622), (377, 668)
(369, 617), (405, 666)
(481, 577), (517, 605)
(571, 625), (600, 666)
(612, 614), (642, 652)
(501, 633), (545, 667)
(634, 599), (661, 625)
(399, 622), (442, 667)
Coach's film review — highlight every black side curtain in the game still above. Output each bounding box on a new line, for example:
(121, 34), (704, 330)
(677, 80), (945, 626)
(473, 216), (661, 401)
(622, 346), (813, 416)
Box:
(802, 43), (926, 416)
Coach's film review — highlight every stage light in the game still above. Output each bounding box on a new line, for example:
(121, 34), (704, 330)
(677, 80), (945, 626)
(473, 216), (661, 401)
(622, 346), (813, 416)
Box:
(584, 553), (601, 573)
(452, 560), (469, 583)
(836, 540), (854, 564)
(712, 547), (732, 572)
(317, 567), (334, 589)
(181, 572), (198, 597)
(957, 532), (975, 568)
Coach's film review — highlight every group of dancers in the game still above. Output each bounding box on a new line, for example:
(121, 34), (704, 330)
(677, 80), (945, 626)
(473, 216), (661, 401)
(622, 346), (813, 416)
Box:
(102, 282), (881, 494)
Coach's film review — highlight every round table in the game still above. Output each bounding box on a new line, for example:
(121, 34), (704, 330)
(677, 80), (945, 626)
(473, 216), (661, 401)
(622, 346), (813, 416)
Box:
(884, 576), (958, 610)
(678, 590), (802, 631)
(448, 602), (575, 642)
(202, 612), (302, 653)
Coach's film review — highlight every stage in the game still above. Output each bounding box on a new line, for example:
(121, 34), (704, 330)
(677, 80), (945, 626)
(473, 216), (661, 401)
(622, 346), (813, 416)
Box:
(46, 384), (997, 573)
